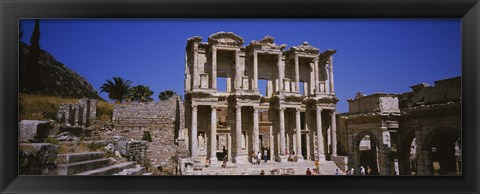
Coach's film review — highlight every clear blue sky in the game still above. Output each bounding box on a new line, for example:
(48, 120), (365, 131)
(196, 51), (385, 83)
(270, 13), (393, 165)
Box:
(20, 19), (461, 113)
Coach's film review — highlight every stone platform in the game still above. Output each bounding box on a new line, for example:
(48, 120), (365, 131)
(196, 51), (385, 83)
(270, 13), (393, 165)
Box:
(184, 160), (343, 175)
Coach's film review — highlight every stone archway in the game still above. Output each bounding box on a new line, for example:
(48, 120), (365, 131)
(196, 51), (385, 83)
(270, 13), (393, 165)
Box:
(398, 129), (416, 175)
(353, 131), (382, 175)
(420, 127), (460, 175)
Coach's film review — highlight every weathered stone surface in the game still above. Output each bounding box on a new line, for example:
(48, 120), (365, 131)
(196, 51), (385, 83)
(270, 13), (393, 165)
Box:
(19, 143), (59, 175)
(19, 120), (52, 143)
(57, 98), (97, 127)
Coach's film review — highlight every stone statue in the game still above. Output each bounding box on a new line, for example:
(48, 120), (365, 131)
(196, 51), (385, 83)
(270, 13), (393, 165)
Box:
(410, 146), (417, 172)
(241, 133), (246, 149)
(198, 134), (205, 151)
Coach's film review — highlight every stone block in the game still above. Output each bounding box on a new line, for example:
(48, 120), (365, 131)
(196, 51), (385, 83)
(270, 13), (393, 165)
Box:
(19, 120), (52, 143)
(59, 126), (84, 137)
(19, 143), (59, 175)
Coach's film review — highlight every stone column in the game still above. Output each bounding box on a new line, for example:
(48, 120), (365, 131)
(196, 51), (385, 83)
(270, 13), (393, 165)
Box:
(278, 53), (283, 91)
(329, 56), (335, 94)
(294, 55), (300, 92)
(191, 105), (198, 158)
(279, 107), (286, 162)
(253, 51), (258, 90)
(193, 43), (199, 89)
(212, 47), (217, 90)
(295, 108), (303, 161)
(235, 49), (241, 91)
(269, 125), (274, 160)
(316, 107), (325, 161)
(253, 106), (259, 154)
(235, 106), (243, 163)
(210, 105), (218, 163)
(74, 106), (79, 126)
(331, 110), (337, 156)
(314, 57), (320, 95)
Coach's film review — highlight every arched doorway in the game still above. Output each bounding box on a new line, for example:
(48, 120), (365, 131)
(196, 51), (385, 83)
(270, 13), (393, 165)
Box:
(422, 127), (461, 175)
(354, 132), (380, 175)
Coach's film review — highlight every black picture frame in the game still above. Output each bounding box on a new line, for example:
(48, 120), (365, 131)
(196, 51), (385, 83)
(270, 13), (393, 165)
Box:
(1, 0), (479, 193)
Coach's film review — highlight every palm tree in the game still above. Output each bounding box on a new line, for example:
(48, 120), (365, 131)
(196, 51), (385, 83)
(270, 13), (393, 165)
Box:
(127, 85), (154, 102)
(158, 90), (177, 101)
(100, 77), (132, 103)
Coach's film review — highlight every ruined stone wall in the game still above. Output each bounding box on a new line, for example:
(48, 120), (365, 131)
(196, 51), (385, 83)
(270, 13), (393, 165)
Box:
(112, 97), (187, 174)
(57, 98), (97, 127)
(348, 94), (399, 114)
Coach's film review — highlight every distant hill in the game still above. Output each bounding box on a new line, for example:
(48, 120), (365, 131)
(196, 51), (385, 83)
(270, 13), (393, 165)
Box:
(20, 42), (102, 100)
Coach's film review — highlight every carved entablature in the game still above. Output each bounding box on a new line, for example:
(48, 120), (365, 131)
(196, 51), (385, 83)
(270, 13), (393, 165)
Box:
(289, 41), (320, 55)
(247, 36), (287, 51)
(319, 49), (337, 63)
(208, 31), (244, 47)
(186, 36), (202, 50)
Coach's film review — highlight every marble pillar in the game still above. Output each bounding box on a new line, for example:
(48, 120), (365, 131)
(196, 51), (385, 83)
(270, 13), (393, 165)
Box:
(210, 106), (218, 163)
(279, 107), (286, 162)
(314, 57), (320, 95)
(191, 105), (198, 158)
(331, 110), (337, 156)
(316, 107), (325, 161)
(294, 56), (300, 92)
(212, 47), (217, 89)
(296, 108), (303, 161)
(253, 51), (258, 90)
(329, 56), (335, 94)
(235, 106), (243, 163)
(253, 107), (259, 154)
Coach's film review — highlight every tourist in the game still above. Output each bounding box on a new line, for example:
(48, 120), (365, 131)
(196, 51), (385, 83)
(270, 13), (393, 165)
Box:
(350, 167), (355, 175)
(222, 146), (227, 160)
(263, 149), (268, 163)
(251, 151), (256, 166)
(367, 166), (372, 175)
(222, 155), (227, 168)
(335, 168), (340, 175)
(260, 170), (265, 175)
(312, 169), (318, 175)
(205, 158), (210, 167)
(360, 166), (365, 175)
(315, 160), (320, 172)
(267, 147), (271, 160)
(257, 151), (262, 165)
(306, 168), (312, 175)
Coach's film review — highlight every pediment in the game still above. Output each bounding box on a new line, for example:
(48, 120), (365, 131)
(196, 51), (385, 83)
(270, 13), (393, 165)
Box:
(208, 31), (244, 47)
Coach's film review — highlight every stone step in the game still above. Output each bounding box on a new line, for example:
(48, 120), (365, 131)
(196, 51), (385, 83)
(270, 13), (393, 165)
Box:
(75, 162), (136, 175)
(57, 152), (105, 164)
(142, 172), (153, 175)
(113, 165), (146, 175)
(57, 158), (112, 175)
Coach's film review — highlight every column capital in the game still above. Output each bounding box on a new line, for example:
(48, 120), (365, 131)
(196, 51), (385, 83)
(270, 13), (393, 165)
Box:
(211, 105), (217, 110)
(192, 104), (198, 109)
(316, 107), (323, 111)
(278, 107), (286, 111)
(212, 46), (217, 52)
(236, 106), (242, 112)
(296, 107), (301, 112)
(253, 106), (259, 112)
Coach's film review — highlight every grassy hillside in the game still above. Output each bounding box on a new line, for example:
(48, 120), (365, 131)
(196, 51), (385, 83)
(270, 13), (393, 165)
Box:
(19, 93), (113, 122)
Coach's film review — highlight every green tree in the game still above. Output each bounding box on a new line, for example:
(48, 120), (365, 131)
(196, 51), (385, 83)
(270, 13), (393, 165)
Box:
(22, 19), (42, 92)
(158, 90), (177, 101)
(127, 85), (154, 102)
(100, 77), (132, 103)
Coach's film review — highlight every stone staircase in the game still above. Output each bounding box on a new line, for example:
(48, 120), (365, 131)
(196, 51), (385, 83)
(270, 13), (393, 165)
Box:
(56, 152), (149, 175)
(184, 160), (344, 175)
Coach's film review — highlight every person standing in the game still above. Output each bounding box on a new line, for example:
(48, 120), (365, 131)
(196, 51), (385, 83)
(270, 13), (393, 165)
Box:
(257, 151), (262, 165)
(367, 166), (372, 175)
(251, 151), (256, 166)
(315, 160), (320, 173)
(306, 168), (312, 175)
(360, 166), (366, 175)
(263, 149), (268, 163)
